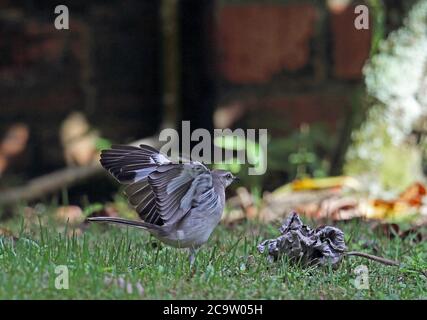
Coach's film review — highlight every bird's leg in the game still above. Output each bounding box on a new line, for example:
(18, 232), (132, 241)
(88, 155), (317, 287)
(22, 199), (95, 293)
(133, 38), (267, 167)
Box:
(189, 247), (197, 269)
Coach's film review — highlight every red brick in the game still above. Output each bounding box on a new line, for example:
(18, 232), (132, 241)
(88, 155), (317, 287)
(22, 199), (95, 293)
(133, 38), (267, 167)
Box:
(11, 20), (65, 64)
(243, 93), (350, 135)
(40, 36), (67, 61)
(24, 20), (55, 36)
(330, 4), (372, 79)
(0, 17), (89, 79)
(23, 36), (65, 64)
(218, 4), (318, 84)
(0, 87), (82, 114)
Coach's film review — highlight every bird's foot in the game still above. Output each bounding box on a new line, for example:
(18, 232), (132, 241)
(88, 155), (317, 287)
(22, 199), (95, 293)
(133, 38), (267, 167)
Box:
(188, 247), (197, 274)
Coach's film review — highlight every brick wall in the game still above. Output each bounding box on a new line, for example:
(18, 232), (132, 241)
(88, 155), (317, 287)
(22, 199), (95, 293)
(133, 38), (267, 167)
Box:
(216, 1), (371, 138)
(0, 0), (373, 176)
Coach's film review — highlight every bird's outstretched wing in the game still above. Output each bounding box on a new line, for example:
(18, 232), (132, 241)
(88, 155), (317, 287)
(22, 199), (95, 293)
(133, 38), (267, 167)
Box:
(100, 144), (171, 184)
(100, 144), (219, 226)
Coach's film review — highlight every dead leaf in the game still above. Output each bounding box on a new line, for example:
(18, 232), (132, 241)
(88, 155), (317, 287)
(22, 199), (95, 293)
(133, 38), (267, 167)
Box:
(290, 176), (360, 192)
(60, 112), (100, 166)
(398, 182), (426, 206)
(301, 196), (363, 221)
(0, 156), (7, 176)
(55, 206), (84, 225)
(236, 187), (258, 219)
(226, 180), (427, 225)
(372, 222), (424, 243)
(86, 204), (119, 219)
(399, 228), (424, 243)
(0, 123), (29, 175)
(258, 189), (346, 223)
(0, 123), (29, 157)
(214, 102), (246, 128)
(258, 211), (346, 267)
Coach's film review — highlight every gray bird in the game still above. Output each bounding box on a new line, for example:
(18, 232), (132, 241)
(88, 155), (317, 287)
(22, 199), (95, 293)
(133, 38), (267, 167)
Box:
(87, 144), (237, 264)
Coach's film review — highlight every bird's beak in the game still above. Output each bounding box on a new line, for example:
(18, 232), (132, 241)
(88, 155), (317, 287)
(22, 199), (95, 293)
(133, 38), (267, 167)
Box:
(233, 176), (240, 182)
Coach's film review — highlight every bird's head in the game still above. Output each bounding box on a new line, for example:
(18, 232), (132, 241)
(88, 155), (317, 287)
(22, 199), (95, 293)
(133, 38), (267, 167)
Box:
(213, 170), (239, 188)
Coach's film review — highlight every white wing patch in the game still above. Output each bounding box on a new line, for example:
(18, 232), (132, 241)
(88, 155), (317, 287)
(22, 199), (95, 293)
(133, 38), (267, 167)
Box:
(155, 153), (171, 165)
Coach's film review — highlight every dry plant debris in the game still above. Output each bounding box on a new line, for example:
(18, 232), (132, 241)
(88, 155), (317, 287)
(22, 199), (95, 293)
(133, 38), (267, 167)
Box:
(258, 211), (401, 268)
(258, 211), (346, 267)
(0, 123), (29, 176)
(60, 112), (100, 166)
(224, 178), (427, 229)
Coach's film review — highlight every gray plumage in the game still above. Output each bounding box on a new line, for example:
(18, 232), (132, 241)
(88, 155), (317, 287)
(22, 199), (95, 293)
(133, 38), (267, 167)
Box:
(87, 144), (237, 264)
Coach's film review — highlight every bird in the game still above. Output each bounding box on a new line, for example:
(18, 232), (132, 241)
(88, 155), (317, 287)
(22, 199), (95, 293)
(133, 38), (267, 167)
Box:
(87, 144), (238, 265)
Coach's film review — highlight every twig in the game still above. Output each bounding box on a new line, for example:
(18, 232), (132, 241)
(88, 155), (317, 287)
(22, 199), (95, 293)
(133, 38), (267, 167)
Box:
(346, 251), (427, 277)
(345, 251), (400, 266)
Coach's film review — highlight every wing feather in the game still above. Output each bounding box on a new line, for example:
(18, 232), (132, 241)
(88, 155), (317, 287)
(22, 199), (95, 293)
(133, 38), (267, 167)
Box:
(100, 144), (217, 227)
(146, 163), (217, 225)
(100, 144), (170, 184)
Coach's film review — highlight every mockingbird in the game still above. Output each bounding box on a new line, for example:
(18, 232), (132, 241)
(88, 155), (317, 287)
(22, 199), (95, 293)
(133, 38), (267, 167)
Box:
(87, 144), (238, 264)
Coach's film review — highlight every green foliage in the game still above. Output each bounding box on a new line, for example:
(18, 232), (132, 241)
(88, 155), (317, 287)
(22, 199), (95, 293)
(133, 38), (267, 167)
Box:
(367, 0), (386, 56)
(212, 125), (333, 192)
(82, 203), (104, 217)
(95, 138), (112, 151)
(268, 124), (334, 180)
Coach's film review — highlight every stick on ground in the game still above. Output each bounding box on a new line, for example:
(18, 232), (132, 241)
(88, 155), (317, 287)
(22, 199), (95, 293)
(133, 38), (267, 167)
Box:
(0, 137), (163, 206)
(346, 251), (400, 266)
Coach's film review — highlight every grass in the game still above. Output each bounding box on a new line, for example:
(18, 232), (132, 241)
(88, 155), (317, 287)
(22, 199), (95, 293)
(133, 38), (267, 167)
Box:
(0, 213), (426, 299)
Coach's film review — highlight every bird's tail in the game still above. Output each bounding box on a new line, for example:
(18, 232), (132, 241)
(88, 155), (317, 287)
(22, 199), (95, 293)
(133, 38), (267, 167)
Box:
(87, 217), (161, 232)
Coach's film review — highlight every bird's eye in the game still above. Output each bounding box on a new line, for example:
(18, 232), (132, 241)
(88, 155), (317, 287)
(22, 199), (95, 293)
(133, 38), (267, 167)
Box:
(226, 173), (232, 179)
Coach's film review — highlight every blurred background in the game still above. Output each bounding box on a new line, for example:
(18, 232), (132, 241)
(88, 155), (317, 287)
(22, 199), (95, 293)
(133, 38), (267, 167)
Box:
(1, 0), (427, 225)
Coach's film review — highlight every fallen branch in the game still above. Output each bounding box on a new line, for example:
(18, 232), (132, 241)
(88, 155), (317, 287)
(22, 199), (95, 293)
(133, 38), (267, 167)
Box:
(0, 163), (101, 206)
(345, 251), (400, 266)
(0, 137), (163, 206)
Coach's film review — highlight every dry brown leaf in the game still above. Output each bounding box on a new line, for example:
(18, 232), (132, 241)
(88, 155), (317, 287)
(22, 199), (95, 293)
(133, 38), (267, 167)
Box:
(213, 102), (246, 128)
(60, 112), (100, 166)
(0, 156), (7, 175)
(372, 222), (425, 243)
(55, 206), (85, 225)
(0, 123), (29, 157)
(290, 176), (360, 192)
(0, 123), (30, 175)
(236, 187), (258, 220)
(398, 182), (426, 206)
(87, 205), (119, 218)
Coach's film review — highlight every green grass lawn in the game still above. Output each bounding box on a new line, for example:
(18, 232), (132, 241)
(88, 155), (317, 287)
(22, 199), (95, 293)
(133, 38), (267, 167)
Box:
(0, 217), (426, 299)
